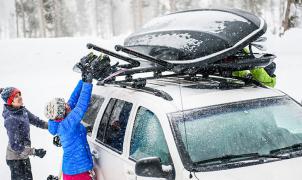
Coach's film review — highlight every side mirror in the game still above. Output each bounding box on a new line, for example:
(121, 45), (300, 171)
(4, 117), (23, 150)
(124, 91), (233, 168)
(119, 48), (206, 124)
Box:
(135, 157), (172, 178)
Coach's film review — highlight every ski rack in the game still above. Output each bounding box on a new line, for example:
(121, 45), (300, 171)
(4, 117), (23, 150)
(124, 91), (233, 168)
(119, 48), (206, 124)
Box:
(106, 79), (173, 101)
(85, 43), (275, 100)
(87, 43), (140, 68)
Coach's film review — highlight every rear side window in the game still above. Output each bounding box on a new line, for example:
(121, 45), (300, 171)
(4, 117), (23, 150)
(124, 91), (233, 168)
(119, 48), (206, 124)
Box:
(82, 94), (104, 136)
(130, 106), (172, 165)
(96, 98), (133, 153)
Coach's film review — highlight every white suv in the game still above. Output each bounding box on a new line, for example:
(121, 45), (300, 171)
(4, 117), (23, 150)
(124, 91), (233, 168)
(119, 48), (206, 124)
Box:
(76, 8), (302, 180)
(81, 76), (302, 180)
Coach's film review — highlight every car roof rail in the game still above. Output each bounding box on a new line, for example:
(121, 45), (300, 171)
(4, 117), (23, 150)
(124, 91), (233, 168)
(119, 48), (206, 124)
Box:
(97, 78), (173, 101)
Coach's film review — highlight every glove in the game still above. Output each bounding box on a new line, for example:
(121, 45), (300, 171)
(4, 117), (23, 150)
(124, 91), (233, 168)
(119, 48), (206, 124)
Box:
(34, 148), (46, 158)
(47, 175), (59, 180)
(53, 135), (62, 147)
(82, 70), (93, 83)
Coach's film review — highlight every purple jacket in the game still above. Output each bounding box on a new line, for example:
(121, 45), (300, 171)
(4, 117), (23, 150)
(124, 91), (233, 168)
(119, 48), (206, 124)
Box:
(2, 105), (47, 158)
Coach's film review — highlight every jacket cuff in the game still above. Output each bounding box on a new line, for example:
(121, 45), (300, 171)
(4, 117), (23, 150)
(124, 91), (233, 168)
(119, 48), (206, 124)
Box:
(43, 122), (48, 129)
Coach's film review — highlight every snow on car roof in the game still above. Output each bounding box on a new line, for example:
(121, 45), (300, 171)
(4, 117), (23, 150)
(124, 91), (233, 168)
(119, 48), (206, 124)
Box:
(145, 77), (284, 111)
(95, 76), (284, 112)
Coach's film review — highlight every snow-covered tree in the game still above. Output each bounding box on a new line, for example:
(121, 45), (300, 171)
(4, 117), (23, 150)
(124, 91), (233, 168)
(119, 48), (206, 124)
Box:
(1, 0), (302, 39)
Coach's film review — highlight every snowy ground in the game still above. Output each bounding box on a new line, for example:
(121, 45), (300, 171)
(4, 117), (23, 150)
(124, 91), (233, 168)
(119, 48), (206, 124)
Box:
(0, 29), (301, 179)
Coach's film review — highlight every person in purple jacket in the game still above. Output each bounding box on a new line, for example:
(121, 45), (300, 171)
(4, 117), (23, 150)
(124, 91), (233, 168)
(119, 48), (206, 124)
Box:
(0, 87), (48, 180)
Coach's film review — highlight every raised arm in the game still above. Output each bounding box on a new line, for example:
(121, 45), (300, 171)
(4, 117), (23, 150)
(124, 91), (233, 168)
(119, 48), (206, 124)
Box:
(67, 80), (84, 110)
(61, 82), (93, 130)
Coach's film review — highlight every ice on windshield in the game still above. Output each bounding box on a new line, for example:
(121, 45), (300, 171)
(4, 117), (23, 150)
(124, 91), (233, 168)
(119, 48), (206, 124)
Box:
(169, 96), (302, 164)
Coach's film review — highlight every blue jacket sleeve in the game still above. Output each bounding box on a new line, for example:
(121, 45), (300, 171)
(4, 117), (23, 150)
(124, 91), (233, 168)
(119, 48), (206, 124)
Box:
(62, 82), (93, 130)
(4, 117), (24, 153)
(48, 120), (59, 135)
(26, 109), (48, 129)
(67, 80), (83, 110)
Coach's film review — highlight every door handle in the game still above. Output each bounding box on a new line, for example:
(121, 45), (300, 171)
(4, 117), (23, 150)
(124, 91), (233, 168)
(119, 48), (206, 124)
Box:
(91, 149), (99, 159)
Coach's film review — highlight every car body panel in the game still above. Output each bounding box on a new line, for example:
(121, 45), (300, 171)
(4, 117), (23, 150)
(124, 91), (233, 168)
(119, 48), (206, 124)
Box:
(86, 78), (302, 180)
(194, 157), (302, 180)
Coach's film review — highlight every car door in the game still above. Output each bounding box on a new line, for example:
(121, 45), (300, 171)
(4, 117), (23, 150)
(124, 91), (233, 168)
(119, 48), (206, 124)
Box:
(82, 94), (105, 137)
(90, 98), (133, 180)
(124, 106), (174, 180)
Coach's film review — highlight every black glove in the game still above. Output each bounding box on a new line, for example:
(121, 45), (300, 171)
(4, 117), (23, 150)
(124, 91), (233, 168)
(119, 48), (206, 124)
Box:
(82, 70), (93, 83)
(47, 175), (59, 180)
(53, 135), (62, 147)
(34, 148), (46, 158)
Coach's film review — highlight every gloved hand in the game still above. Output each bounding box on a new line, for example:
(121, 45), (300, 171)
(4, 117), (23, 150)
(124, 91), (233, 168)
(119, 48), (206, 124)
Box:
(82, 69), (93, 83)
(53, 135), (62, 147)
(47, 175), (59, 180)
(34, 148), (46, 158)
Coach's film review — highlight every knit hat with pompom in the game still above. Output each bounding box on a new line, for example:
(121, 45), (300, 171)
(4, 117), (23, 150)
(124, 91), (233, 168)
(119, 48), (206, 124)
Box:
(0, 87), (21, 105)
(44, 98), (66, 120)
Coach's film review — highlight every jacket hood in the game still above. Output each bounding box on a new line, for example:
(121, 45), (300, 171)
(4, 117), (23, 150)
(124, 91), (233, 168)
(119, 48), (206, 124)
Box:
(2, 104), (25, 120)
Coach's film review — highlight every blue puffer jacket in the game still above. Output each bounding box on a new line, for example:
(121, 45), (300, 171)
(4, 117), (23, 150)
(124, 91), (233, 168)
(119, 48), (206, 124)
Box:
(48, 80), (93, 175)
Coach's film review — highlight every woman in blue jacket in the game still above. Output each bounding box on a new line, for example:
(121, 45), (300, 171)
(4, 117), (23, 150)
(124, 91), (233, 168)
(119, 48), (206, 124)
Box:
(44, 71), (94, 180)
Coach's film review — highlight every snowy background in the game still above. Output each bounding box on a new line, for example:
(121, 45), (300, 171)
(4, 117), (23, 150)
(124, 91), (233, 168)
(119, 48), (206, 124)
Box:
(0, 0), (302, 178)
(0, 28), (301, 179)
(0, 36), (126, 179)
(1, 0), (301, 39)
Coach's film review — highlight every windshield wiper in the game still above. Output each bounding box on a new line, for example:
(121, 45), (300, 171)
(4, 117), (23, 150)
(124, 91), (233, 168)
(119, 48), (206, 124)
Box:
(270, 143), (302, 155)
(194, 152), (283, 165)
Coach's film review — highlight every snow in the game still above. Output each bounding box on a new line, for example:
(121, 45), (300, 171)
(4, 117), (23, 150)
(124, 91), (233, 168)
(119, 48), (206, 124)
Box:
(126, 32), (203, 51)
(0, 29), (301, 179)
(0, 36), (125, 179)
(138, 10), (250, 34)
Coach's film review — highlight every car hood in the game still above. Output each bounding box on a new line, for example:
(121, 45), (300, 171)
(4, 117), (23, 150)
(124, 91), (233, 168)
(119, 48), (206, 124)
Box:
(194, 157), (302, 180)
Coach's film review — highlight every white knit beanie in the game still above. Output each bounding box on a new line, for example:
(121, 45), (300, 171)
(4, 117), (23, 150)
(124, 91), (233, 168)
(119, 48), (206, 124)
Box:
(44, 98), (66, 120)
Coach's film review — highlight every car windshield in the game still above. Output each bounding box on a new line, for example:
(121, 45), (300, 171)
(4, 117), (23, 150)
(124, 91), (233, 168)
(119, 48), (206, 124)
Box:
(169, 96), (302, 167)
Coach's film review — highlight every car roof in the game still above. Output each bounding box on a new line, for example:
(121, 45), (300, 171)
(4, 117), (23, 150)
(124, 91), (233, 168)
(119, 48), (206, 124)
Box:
(94, 76), (285, 113)
(146, 77), (284, 110)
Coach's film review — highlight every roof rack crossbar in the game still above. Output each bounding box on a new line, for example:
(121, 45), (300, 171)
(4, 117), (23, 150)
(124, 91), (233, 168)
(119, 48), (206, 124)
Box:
(87, 43), (140, 68)
(105, 80), (173, 101)
(115, 45), (174, 69)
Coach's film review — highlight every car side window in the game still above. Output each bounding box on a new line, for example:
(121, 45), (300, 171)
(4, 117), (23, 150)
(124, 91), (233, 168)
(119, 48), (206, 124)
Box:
(96, 98), (133, 153)
(82, 94), (104, 136)
(130, 106), (172, 165)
